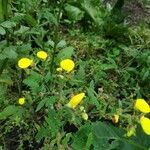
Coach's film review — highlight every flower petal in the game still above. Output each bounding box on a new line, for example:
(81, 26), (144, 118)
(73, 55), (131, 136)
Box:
(67, 93), (85, 109)
(60, 59), (75, 73)
(134, 98), (150, 113)
(37, 51), (48, 60)
(18, 58), (33, 69)
(18, 97), (25, 105)
(140, 116), (150, 135)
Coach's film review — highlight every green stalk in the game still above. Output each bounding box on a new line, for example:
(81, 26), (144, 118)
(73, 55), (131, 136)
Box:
(50, 1), (63, 74)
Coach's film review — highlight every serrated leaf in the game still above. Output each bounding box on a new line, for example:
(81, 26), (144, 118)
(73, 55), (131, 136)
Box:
(36, 98), (48, 112)
(56, 40), (66, 48)
(0, 105), (18, 120)
(1, 21), (16, 28)
(0, 26), (6, 35)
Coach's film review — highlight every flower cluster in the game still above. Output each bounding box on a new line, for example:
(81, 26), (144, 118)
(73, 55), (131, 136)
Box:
(134, 98), (150, 135)
(17, 51), (86, 120)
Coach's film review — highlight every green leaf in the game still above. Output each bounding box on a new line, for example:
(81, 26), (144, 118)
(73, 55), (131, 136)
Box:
(93, 122), (147, 150)
(0, 105), (18, 120)
(1, 21), (16, 28)
(64, 4), (84, 22)
(86, 87), (100, 108)
(0, 26), (6, 35)
(24, 14), (37, 27)
(23, 71), (43, 93)
(0, 46), (18, 60)
(14, 25), (30, 34)
(56, 46), (74, 62)
(0, 74), (13, 85)
(56, 40), (66, 48)
(72, 124), (93, 150)
(36, 98), (48, 112)
(81, 0), (102, 25)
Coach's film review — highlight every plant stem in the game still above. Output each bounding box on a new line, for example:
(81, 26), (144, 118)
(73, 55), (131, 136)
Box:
(50, 2), (63, 74)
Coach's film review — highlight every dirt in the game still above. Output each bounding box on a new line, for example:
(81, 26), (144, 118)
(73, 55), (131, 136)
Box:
(104, 0), (150, 25)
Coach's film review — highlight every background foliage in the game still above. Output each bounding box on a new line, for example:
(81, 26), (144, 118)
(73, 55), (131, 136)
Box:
(0, 0), (150, 149)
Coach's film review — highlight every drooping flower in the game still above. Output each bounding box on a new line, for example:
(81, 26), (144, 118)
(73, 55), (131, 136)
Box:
(140, 116), (150, 135)
(60, 59), (75, 73)
(67, 93), (85, 109)
(112, 114), (119, 123)
(134, 98), (150, 113)
(18, 58), (33, 69)
(18, 97), (25, 105)
(82, 112), (88, 120)
(37, 51), (48, 60)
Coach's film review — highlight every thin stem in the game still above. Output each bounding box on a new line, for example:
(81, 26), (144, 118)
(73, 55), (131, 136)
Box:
(50, 1), (63, 74)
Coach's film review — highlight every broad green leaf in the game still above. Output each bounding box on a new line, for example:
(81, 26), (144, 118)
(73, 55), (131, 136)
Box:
(81, 0), (102, 25)
(0, 46), (18, 60)
(56, 46), (74, 62)
(64, 4), (84, 22)
(3, 46), (18, 59)
(0, 26), (6, 35)
(93, 122), (148, 150)
(14, 25), (30, 34)
(72, 124), (93, 150)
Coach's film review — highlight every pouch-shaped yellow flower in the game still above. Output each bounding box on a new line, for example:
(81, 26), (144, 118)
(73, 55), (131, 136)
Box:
(37, 51), (48, 60)
(18, 58), (33, 69)
(18, 97), (25, 105)
(67, 93), (85, 109)
(60, 59), (75, 73)
(134, 99), (150, 113)
(140, 116), (150, 135)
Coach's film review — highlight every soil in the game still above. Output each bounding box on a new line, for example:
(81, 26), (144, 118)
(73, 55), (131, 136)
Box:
(104, 0), (150, 25)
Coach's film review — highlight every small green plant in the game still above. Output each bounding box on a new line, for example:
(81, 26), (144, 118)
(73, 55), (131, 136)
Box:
(0, 0), (150, 149)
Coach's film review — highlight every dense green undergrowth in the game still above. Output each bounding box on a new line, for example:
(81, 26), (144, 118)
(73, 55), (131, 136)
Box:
(0, 0), (150, 149)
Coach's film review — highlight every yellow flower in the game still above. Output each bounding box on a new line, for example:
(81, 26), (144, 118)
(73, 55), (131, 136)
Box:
(18, 97), (25, 105)
(140, 116), (150, 135)
(18, 58), (33, 69)
(67, 93), (85, 109)
(37, 51), (48, 60)
(60, 59), (75, 73)
(134, 98), (150, 113)
(112, 115), (119, 123)
(127, 127), (136, 137)
(82, 112), (88, 120)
